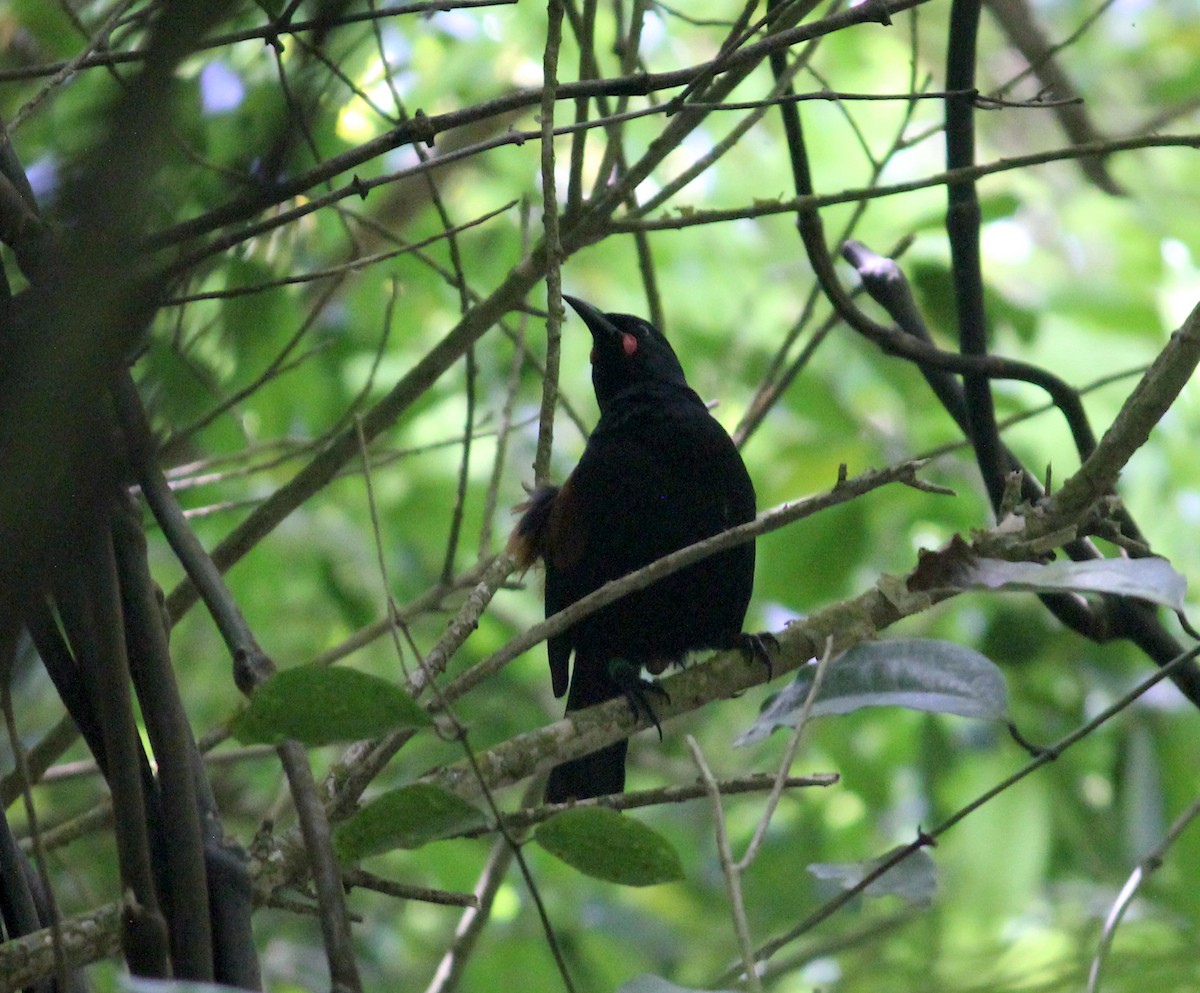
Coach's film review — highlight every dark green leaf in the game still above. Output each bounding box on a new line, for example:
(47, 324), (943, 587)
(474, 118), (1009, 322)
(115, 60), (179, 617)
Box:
(334, 784), (486, 860)
(737, 639), (1008, 745)
(952, 556), (1187, 612)
(232, 665), (429, 746)
(535, 807), (684, 886)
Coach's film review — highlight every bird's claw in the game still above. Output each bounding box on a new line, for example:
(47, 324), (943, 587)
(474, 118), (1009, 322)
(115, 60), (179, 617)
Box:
(607, 657), (670, 740)
(730, 631), (777, 679)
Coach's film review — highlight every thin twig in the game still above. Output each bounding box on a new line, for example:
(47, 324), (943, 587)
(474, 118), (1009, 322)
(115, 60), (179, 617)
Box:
(738, 636), (835, 870)
(0, 2), (521, 84)
(479, 202), (535, 552)
(343, 868), (479, 908)
(1038, 301), (1200, 531)
(11, 0), (139, 130)
(612, 134), (1200, 232)
(423, 786), (531, 993)
(450, 774), (838, 838)
(688, 736), (761, 993)
(535, 0), (567, 485)
(1087, 792), (1200, 993)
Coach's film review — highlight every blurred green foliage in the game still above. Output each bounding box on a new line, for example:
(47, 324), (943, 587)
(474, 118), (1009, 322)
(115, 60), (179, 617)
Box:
(2, 1), (1199, 991)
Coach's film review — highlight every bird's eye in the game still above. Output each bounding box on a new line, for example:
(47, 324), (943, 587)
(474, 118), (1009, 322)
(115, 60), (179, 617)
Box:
(621, 332), (638, 357)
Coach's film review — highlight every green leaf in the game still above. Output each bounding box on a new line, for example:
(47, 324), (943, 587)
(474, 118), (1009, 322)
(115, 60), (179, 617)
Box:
(737, 639), (1009, 745)
(535, 807), (684, 886)
(618, 977), (738, 993)
(231, 665), (429, 746)
(950, 556), (1187, 612)
(334, 784), (486, 860)
(808, 847), (937, 906)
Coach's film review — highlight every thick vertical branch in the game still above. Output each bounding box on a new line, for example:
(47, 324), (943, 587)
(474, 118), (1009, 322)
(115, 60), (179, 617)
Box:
(112, 491), (214, 981)
(83, 523), (170, 977)
(944, 0), (1006, 509)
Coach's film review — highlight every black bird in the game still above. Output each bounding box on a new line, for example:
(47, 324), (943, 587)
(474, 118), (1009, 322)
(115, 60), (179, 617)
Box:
(509, 295), (757, 803)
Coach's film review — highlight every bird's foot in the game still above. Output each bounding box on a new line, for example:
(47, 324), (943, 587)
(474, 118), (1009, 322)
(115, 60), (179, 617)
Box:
(726, 631), (778, 679)
(607, 657), (670, 741)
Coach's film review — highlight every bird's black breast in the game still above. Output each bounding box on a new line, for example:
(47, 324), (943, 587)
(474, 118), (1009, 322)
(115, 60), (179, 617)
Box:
(545, 386), (755, 676)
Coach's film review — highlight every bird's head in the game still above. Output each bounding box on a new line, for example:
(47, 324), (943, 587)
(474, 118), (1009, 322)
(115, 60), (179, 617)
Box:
(563, 295), (689, 411)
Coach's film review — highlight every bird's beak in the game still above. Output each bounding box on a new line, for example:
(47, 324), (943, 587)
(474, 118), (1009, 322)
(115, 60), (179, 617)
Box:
(563, 294), (621, 345)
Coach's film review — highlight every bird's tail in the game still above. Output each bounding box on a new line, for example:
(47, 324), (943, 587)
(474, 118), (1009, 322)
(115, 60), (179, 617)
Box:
(545, 738), (628, 803)
(506, 483), (560, 569)
(545, 649), (629, 803)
